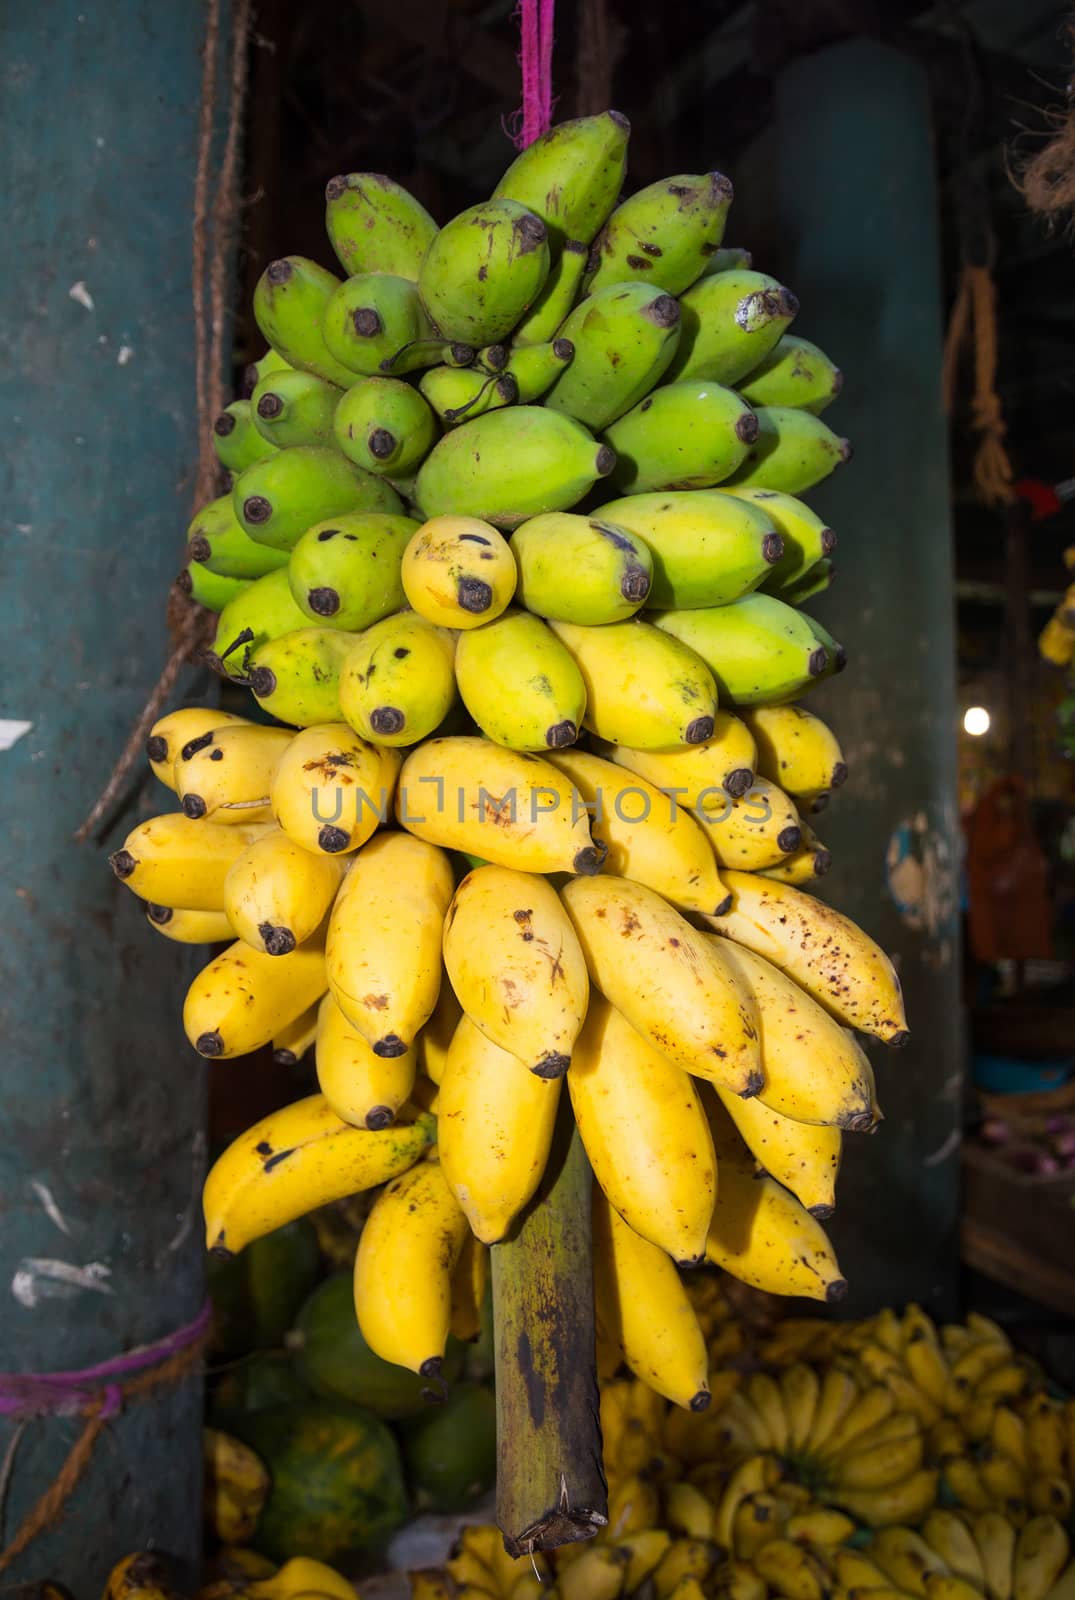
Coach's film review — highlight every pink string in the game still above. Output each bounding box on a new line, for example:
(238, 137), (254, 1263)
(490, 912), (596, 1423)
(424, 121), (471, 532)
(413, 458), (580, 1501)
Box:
(0, 1298), (211, 1421)
(509, 0), (556, 150)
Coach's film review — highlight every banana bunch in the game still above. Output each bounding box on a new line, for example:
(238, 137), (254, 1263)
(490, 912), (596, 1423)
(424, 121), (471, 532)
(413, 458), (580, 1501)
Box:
(202, 1426), (271, 1546)
(833, 1511), (1072, 1600)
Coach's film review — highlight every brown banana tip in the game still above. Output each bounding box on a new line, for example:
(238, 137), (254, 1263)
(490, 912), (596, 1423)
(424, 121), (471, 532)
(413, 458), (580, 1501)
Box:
(532, 1051), (571, 1080)
(685, 715), (715, 745)
(257, 391), (284, 419)
(826, 1279), (849, 1303)
(621, 564), (651, 603)
(266, 258), (292, 285)
(712, 893), (733, 917)
(810, 791), (831, 814)
(373, 1034), (408, 1059)
(838, 438), (853, 464)
(609, 110), (631, 130)
(370, 706), (406, 736)
(318, 824), (351, 853)
(777, 825), (802, 854)
(808, 646), (829, 678)
(595, 444), (617, 477)
(308, 586), (341, 617)
(553, 337), (575, 359)
(419, 1355), (444, 1380)
(762, 532), (785, 564)
(146, 904), (173, 926)
(813, 848), (832, 876)
(249, 666), (276, 699)
(781, 289), (800, 318)
(648, 294), (681, 329)
(831, 369), (845, 396)
(677, 1251), (707, 1270)
(518, 212), (548, 249)
(145, 735), (168, 763)
(196, 1031), (225, 1058)
(213, 412), (235, 439)
(243, 494), (272, 525)
(833, 645), (848, 672)
(831, 761), (848, 789)
(369, 427), (397, 460)
(177, 569), (193, 596)
(273, 1048), (299, 1067)
(450, 342), (476, 365)
(690, 1390), (712, 1413)
(457, 576), (493, 613)
(545, 719), (579, 750)
(888, 1029), (911, 1049)
(484, 343), (509, 371)
(572, 839), (608, 875)
(209, 1241), (233, 1259)
(181, 794), (208, 819)
(352, 306), (384, 337)
(497, 374), (519, 404)
(736, 411), (760, 444)
(241, 363), (258, 398)
(325, 174), (346, 200)
(843, 1110), (876, 1133)
(187, 534), (211, 564)
(821, 526), (838, 556)
(740, 1070), (765, 1099)
(365, 1105), (396, 1130)
(809, 1203), (836, 1220)
(725, 767), (754, 798)
(259, 922), (296, 957)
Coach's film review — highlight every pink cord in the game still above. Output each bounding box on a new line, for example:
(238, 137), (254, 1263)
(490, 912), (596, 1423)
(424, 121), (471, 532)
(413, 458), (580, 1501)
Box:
(509, 0), (556, 150)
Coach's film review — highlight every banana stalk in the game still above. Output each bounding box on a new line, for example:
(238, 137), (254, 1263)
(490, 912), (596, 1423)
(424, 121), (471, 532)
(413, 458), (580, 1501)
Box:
(491, 1108), (608, 1555)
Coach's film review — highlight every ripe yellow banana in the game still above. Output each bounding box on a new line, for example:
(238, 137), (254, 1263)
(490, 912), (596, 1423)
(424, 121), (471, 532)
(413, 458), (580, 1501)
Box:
(415, 981), (461, 1087)
(436, 1013), (560, 1243)
(110, 812), (273, 910)
(872, 1526), (951, 1595)
(568, 993), (716, 1264)
(753, 1539), (829, 1600)
(315, 991), (417, 1129)
(223, 828), (344, 954)
(548, 617), (718, 749)
(833, 1467), (939, 1528)
(146, 706), (251, 790)
(698, 778), (804, 871)
(783, 1506), (857, 1546)
(442, 864), (589, 1075)
(755, 824), (831, 886)
(713, 1455), (778, 1551)
(183, 932), (328, 1058)
(270, 722), (400, 855)
(561, 874), (762, 1095)
(326, 831), (453, 1056)
(779, 1362), (820, 1452)
(173, 723), (293, 822)
(746, 1370), (790, 1452)
(665, 1480), (717, 1540)
(1025, 1393), (1066, 1478)
(713, 1085), (841, 1215)
(832, 1419), (924, 1490)
(144, 903), (234, 944)
(272, 1000), (320, 1066)
(605, 715), (757, 805)
(353, 1158), (469, 1378)
(1013, 1518), (1070, 1600)
(973, 1511), (1018, 1600)
(741, 703), (847, 807)
(944, 1454), (994, 1512)
(246, 1557), (357, 1600)
(923, 1511), (989, 1588)
(203, 1095), (434, 1252)
(806, 1366), (860, 1454)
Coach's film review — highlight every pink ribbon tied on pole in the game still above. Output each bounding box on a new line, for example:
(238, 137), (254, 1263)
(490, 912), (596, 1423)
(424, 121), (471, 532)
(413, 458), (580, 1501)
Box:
(510, 0), (556, 150)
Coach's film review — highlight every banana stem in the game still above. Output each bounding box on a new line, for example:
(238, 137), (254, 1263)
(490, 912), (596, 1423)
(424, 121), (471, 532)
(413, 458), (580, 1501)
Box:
(491, 1106), (608, 1557)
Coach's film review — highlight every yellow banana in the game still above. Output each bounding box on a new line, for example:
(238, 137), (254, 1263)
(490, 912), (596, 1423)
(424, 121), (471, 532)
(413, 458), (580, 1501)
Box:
(410, 1572), (456, 1600)
(714, 1455), (778, 1551)
(820, 1385), (897, 1459)
(833, 1468), (939, 1528)
(832, 1421), (925, 1491)
(1027, 1477), (1071, 1517)
(183, 932), (328, 1058)
(1013, 1518), (1070, 1600)
(780, 1363), (820, 1453)
(753, 1539), (829, 1600)
(740, 704), (847, 807)
(807, 1367), (861, 1454)
(666, 1480), (717, 1540)
(698, 778), (804, 871)
(203, 1427), (270, 1545)
(145, 903), (234, 944)
(270, 722), (401, 856)
(437, 1013), (560, 1243)
(927, 1577), (990, 1600)
(973, 1511), (1017, 1600)
(272, 999), (320, 1065)
(400, 513), (517, 628)
(653, 1538), (720, 1597)
(903, 1328), (951, 1411)
(923, 1511), (988, 1589)
(1024, 1394), (1066, 1478)
(976, 1364), (1031, 1408)
(442, 864), (589, 1076)
(872, 1526), (951, 1595)
(559, 1545), (630, 1600)
(756, 824), (831, 886)
(449, 1230), (489, 1343)
(353, 1158), (469, 1378)
(979, 1449), (1028, 1508)
(174, 723), (292, 822)
(110, 812), (273, 910)
(944, 1455), (994, 1513)
(315, 991), (417, 1129)
(719, 1557), (769, 1600)
(247, 1556), (358, 1600)
(223, 828), (344, 954)
(568, 994), (716, 1264)
(747, 1371), (790, 1452)
(203, 1095), (434, 1252)
(618, 1529), (673, 1591)
(714, 1085), (841, 1215)
(327, 831), (453, 1056)
(561, 875), (762, 1096)
(784, 1506), (857, 1546)
(733, 1492), (789, 1560)
(991, 1409), (1028, 1471)
(415, 981), (460, 1086)
(548, 617), (719, 750)
(605, 714), (757, 804)
(146, 706), (251, 790)
(834, 1548), (895, 1589)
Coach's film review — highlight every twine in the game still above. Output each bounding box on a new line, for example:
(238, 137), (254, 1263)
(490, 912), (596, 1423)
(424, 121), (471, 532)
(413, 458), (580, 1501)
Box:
(0, 1301), (211, 1574)
(941, 261), (1015, 508)
(75, 0), (254, 844)
(508, 0), (556, 150)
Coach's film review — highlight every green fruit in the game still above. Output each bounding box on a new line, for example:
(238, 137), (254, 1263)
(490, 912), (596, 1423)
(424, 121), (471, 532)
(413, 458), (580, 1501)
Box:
(493, 110), (630, 247)
(721, 486), (837, 595)
(227, 1400), (408, 1566)
(339, 612), (457, 746)
(778, 557), (835, 606)
(723, 406), (852, 495)
(323, 272), (453, 378)
(287, 512), (416, 629)
(291, 1272), (464, 1419)
(651, 593), (833, 705)
(502, 337), (576, 401)
(739, 334), (843, 415)
(251, 369), (343, 450)
(233, 446), (403, 552)
(585, 172), (734, 297)
(253, 257), (357, 388)
(418, 199), (551, 346)
(549, 618), (718, 748)
(666, 270), (799, 386)
(400, 1383), (497, 1513)
(207, 1217), (322, 1360)
(325, 172), (438, 279)
(415, 406), (616, 529)
(333, 377), (439, 475)
(510, 511), (652, 624)
(700, 245), (753, 276)
(602, 381), (758, 494)
(544, 281), (681, 430)
(209, 566), (311, 677)
(213, 399), (278, 474)
(210, 1351), (312, 1421)
(455, 609), (586, 751)
(246, 627), (357, 725)
(179, 563), (248, 613)
(511, 238), (589, 346)
(420, 364), (517, 427)
(598, 489), (783, 609)
(187, 495), (289, 580)
(244, 346), (293, 395)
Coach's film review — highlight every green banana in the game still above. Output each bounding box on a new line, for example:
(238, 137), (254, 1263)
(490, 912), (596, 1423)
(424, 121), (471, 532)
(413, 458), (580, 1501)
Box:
(251, 369), (342, 449)
(503, 337), (576, 400)
(454, 609), (586, 751)
(701, 245), (753, 276)
(651, 593), (832, 705)
(339, 612), (457, 746)
(778, 558), (835, 605)
(186, 495), (289, 580)
(325, 171), (438, 278)
(543, 282), (682, 430)
(723, 406), (852, 495)
(420, 364), (518, 426)
(548, 618), (718, 748)
(212, 400), (278, 474)
(665, 270), (799, 386)
(739, 334), (843, 415)
(253, 257), (357, 387)
(322, 272), (461, 377)
(602, 381), (757, 493)
(208, 567), (312, 678)
(245, 626), (356, 725)
(584, 172), (734, 297)
(598, 489), (784, 608)
(418, 199), (550, 345)
(242, 346), (292, 396)
(450, 340), (575, 412)
(177, 563), (248, 613)
(333, 376), (438, 474)
(287, 511), (417, 628)
(511, 239), (589, 346)
(233, 446), (403, 551)
(493, 110), (630, 247)
(720, 486), (836, 595)
(803, 615), (848, 686)
(415, 406), (616, 529)
(510, 511), (652, 623)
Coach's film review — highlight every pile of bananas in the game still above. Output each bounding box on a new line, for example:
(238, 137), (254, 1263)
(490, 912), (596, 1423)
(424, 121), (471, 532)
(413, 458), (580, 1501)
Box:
(111, 109), (912, 1412)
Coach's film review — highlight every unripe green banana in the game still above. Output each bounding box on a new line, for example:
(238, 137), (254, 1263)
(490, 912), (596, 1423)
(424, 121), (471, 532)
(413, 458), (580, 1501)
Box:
(253, 257), (357, 387)
(651, 594), (832, 705)
(325, 172), (438, 278)
(415, 406), (616, 528)
(723, 406), (852, 495)
(801, 616), (847, 689)
(177, 563), (248, 613)
(418, 200), (550, 345)
(739, 334), (843, 415)
(511, 239), (589, 346)
(503, 337), (576, 401)
(242, 346), (292, 397)
(701, 245), (753, 276)
(233, 446), (403, 551)
(186, 495), (289, 579)
(665, 270), (799, 386)
(549, 619), (718, 748)
(251, 369), (342, 449)
(493, 110), (630, 246)
(208, 566), (313, 678)
(510, 511), (652, 623)
(245, 626), (356, 725)
(602, 381), (757, 494)
(584, 172), (734, 297)
(212, 400), (278, 474)
(598, 489), (783, 608)
(339, 612), (456, 745)
(323, 272), (461, 377)
(720, 486), (836, 595)
(420, 364), (518, 426)
(543, 283), (681, 430)
(333, 376), (438, 474)
(778, 558), (835, 605)
(455, 610), (586, 751)
(287, 511), (417, 628)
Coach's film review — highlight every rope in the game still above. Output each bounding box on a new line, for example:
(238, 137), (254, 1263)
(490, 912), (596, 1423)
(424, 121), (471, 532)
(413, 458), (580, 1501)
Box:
(508, 0), (556, 150)
(75, 0), (254, 844)
(942, 261), (1014, 508)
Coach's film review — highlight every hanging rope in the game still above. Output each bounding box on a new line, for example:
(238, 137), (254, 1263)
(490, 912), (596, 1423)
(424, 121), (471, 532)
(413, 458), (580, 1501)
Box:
(941, 262), (1015, 508)
(508, 0), (556, 150)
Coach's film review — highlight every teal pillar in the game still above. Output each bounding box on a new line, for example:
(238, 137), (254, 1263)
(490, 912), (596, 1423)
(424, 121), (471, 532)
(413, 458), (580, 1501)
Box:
(0, 3), (226, 1583)
(774, 41), (963, 1316)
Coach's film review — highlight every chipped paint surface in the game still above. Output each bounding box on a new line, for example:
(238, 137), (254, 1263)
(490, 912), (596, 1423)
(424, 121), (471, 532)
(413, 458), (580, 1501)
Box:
(11, 1258), (113, 1308)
